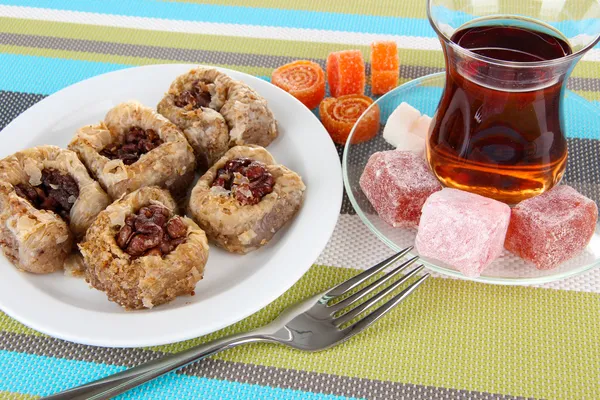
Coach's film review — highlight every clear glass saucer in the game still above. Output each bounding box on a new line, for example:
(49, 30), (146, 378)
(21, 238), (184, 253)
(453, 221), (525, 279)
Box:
(343, 72), (600, 285)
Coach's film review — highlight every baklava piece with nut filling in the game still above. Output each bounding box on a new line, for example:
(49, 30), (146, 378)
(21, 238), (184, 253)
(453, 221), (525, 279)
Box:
(80, 187), (209, 310)
(69, 101), (196, 200)
(188, 145), (305, 254)
(158, 68), (278, 172)
(0, 145), (110, 273)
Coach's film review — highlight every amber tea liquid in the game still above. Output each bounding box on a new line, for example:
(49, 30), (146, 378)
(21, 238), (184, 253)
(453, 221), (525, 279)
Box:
(427, 20), (572, 204)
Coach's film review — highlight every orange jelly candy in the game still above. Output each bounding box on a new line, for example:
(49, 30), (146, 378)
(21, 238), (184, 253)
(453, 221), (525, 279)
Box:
(326, 50), (366, 97)
(319, 94), (380, 144)
(370, 41), (399, 95)
(272, 60), (325, 109)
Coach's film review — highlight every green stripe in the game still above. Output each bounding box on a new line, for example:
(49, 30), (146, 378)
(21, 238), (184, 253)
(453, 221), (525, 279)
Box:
(0, 313), (42, 337)
(570, 61), (600, 80)
(0, 391), (38, 400)
(158, 0), (428, 18)
(1, 264), (599, 399)
(570, 89), (600, 101)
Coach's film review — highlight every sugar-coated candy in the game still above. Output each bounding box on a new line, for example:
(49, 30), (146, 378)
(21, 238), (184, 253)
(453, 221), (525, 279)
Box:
(415, 188), (511, 276)
(371, 41), (399, 71)
(326, 50), (366, 97)
(360, 150), (441, 228)
(272, 60), (325, 109)
(371, 70), (399, 95)
(383, 102), (431, 156)
(370, 41), (400, 95)
(504, 185), (598, 270)
(320, 94), (380, 144)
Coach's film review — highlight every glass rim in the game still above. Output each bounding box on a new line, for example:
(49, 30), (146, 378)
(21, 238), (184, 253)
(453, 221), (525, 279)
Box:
(426, 0), (600, 68)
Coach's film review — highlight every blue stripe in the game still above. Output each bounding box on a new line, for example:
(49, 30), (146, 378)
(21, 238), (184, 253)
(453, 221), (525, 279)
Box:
(0, 52), (276, 95)
(0, 53), (131, 94)
(0, 0), (435, 37)
(0, 350), (362, 399)
(0, 53), (273, 94)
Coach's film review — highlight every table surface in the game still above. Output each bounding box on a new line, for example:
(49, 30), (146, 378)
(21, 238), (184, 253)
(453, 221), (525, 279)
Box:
(0, 1), (599, 399)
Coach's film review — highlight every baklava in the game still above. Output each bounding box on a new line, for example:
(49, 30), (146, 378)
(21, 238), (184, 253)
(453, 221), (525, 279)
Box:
(80, 187), (209, 309)
(69, 101), (196, 200)
(0, 145), (110, 273)
(188, 145), (305, 254)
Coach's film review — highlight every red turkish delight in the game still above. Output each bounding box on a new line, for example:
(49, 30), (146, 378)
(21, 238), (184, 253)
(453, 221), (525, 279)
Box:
(504, 185), (598, 270)
(359, 150), (441, 228)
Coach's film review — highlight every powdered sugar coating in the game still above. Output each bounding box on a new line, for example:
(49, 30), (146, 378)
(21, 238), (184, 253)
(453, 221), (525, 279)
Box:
(415, 188), (511, 277)
(359, 151), (441, 228)
(504, 185), (598, 270)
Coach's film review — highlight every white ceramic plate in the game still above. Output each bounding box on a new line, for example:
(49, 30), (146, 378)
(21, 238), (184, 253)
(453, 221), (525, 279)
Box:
(0, 64), (342, 347)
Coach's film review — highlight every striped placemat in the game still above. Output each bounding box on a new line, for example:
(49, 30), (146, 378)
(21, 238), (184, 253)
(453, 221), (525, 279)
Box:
(0, 1), (599, 399)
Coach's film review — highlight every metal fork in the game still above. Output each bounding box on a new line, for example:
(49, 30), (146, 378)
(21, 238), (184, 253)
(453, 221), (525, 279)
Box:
(44, 246), (429, 400)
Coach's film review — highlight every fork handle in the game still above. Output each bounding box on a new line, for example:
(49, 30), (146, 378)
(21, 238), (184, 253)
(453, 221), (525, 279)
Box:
(41, 333), (267, 400)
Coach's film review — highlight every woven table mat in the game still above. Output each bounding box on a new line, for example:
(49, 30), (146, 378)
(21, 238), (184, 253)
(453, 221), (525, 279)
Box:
(0, 1), (599, 399)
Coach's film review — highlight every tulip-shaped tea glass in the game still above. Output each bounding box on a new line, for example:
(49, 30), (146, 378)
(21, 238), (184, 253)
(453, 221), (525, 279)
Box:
(427, 0), (600, 204)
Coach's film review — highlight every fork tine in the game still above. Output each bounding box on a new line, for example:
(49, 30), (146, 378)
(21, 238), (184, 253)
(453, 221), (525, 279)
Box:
(334, 265), (425, 327)
(344, 273), (429, 335)
(324, 246), (413, 299)
(327, 255), (419, 313)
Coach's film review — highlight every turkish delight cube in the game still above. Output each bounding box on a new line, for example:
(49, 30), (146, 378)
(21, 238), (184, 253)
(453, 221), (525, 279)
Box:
(504, 185), (598, 270)
(360, 150), (441, 228)
(415, 188), (511, 276)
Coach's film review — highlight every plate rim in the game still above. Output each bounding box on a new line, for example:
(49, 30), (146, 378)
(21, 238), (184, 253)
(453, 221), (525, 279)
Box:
(0, 63), (343, 347)
(343, 71), (600, 285)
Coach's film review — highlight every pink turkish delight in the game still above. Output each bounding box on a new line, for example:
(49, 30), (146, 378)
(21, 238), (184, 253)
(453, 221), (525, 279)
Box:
(504, 185), (598, 270)
(415, 188), (511, 276)
(360, 150), (441, 228)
